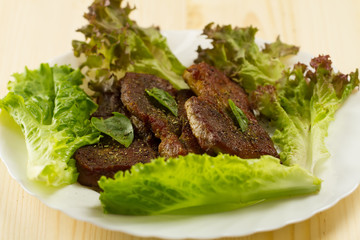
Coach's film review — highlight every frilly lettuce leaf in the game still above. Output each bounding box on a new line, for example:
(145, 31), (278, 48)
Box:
(195, 23), (299, 92)
(99, 154), (321, 215)
(72, 0), (188, 92)
(0, 64), (100, 187)
(251, 55), (359, 172)
(262, 36), (300, 58)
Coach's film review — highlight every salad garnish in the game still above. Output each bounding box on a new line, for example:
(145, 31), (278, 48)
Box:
(0, 64), (100, 186)
(72, 0), (188, 92)
(0, 0), (358, 216)
(99, 154), (321, 215)
(251, 56), (359, 172)
(228, 99), (249, 132)
(195, 23), (299, 93)
(145, 87), (179, 117)
(91, 112), (134, 147)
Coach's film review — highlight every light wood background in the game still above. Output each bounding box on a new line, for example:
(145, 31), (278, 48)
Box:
(1, 0), (360, 239)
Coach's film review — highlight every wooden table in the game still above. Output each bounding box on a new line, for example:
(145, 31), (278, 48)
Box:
(1, 0), (360, 239)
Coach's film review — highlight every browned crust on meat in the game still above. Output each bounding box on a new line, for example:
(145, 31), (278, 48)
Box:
(74, 137), (157, 188)
(176, 90), (204, 154)
(185, 96), (260, 157)
(120, 72), (187, 157)
(183, 62), (279, 158)
(91, 90), (126, 118)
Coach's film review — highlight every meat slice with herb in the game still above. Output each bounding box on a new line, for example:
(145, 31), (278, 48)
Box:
(183, 62), (278, 158)
(120, 72), (188, 157)
(92, 85), (159, 150)
(185, 96), (258, 157)
(74, 137), (157, 188)
(74, 85), (159, 188)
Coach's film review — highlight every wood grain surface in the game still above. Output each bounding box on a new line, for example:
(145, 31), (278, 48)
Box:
(1, 0), (360, 239)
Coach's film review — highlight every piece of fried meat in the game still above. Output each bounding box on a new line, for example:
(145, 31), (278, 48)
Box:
(120, 72), (188, 158)
(183, 62), (279, 158)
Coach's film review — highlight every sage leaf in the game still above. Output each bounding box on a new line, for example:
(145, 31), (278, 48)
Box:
(91, 112), (134, 147)
(146, 88), (178, 116)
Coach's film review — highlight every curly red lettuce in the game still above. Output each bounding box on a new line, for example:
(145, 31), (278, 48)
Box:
(72, 0), (188, 93)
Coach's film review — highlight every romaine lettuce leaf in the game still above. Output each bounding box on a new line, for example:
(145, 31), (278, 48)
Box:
(72, 0), (188, 92)
(0, 64), (100, 187)
(195, 23), (299, 92)
(251, 56), (359, 172)
(99, 154), (321, 215)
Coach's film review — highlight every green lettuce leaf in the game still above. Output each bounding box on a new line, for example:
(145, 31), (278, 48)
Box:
(72, 0), (188, 92)
(0, 64), (100, 187)
(262, 36), (300, 58)
(195, 23), (299, 92)
(251, 55), (359, 172)
(99, 154), (321, 215)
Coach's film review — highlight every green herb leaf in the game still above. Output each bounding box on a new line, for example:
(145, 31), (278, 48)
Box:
(228, 99), (249, 132)
(91, 112), (134, 147)
(146, 88), (178, 116)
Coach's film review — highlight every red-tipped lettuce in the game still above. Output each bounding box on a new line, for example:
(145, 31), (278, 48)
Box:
(72, 0), (188, 92)
(251, 55), (359, 172)
(195, 23), (299, 92)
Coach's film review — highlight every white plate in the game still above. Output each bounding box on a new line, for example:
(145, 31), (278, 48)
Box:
(1, 30), (360, 239)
